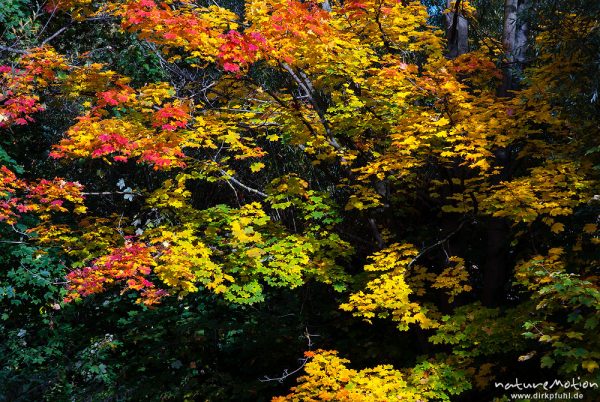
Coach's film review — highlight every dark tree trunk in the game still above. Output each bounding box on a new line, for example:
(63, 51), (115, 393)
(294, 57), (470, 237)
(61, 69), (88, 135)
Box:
(482, 217), (510, 306)
(481, 0), (530, 307)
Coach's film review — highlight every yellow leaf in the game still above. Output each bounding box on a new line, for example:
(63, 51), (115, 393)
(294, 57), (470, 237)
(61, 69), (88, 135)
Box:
(433, 117), (449, 127)
(73, 206), (87, 214)
(565, 331), (583, 340)
(246, 247), (264, 258)
(518, 351), (536, 361)
(550, 222), (565, 233)
(582, 360), (599, 372)
(250, 162), (265, 172)
(583, 223), (597, 234)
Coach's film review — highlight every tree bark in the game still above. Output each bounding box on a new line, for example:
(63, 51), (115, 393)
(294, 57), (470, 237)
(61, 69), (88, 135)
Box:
(481, 0), (530, 307)
(445, 0), (469, 58)
(500, 0), (529, 95)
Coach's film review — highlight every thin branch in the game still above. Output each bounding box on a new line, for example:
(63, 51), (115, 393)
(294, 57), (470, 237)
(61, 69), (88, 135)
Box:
(259, 357), (309, 383)
(280, 63), (336, 143)
(35, 5), (58, 42)
(82, 191), (141, 196)
(219, 170), (267, 198)
(261, 85), (322, 140)
(12, 225), (30, 237)
(41, 26), (69, 45)
(223, 177), (241, 207)
(0, 45), (29, 55)
(374, 1), (394, 51)
(259, 328), (318, 383)
(408, 219), (468, 268)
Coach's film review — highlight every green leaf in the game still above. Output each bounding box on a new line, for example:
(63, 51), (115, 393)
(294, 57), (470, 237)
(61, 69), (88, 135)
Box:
(540, 355), (555, 368)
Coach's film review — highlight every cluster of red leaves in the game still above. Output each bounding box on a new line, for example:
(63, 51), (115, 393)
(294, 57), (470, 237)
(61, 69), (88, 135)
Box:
(269, 0), (330, 36)
(50, 87), (191, 169)
(0, 47), (68, 128)
(48, 1), (271, 73)
(50, 114), (188, 169)
(152, 103), (190, 131)
(0, 166), (85, 224)
(141, 148), (185, 169)
(26, 178), (86, 215)
(218, 30), (266, 73)
(451, 52), (503, 82)
(96, 85), (136, 108)
(1, 65), (46, 128)
(91, 132), (137, 161)
(119, 0), (226, 56)
(64, 241), (168, 306)
(0, 166), (28, 224)
(341, 0), (370, 19)
(119, 1), (269, 73)
(245, 0), (335, 64)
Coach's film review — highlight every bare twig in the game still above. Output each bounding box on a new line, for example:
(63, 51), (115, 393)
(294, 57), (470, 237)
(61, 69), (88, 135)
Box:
(41, 26), (69, 46)
(219, 169), (267, 198)
(11, 225), (30, 238)
(81, 191), (140, 196)
(408, 219), (468, 268)
(0, 45), (29, 55)
(223, 177), (241, 207)
(259, 328), (319, 383)
(258, 357), (310, 383)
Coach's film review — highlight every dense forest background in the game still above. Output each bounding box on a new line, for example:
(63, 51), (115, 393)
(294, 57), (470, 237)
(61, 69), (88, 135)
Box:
(1, 0), (599, 400)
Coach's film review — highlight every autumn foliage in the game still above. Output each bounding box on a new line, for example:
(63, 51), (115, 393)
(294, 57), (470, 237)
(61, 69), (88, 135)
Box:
(1, 0), (599, 400)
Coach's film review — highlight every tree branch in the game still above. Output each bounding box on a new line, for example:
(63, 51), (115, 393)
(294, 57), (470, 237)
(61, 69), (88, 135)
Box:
(0, 45), (29, 55)
(41, 26), (69, 45)
(259, 328), (318, 383)
(280, 63), (342, 151)
(82, 191), (141, 196)
(219, 170), (267, 198)
(408, 219), (468, 268)
(368, 217), (384, 249)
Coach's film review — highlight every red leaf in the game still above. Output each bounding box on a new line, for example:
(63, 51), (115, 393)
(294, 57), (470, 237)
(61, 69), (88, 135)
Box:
(223, 62), (240, 72)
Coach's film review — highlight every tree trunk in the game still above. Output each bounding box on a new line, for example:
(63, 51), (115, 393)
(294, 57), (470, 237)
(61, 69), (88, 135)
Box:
(482, 0), (530, 307)
(445, 0), (469, 58)
(500, 0), (529, 95)
(482, 217), (509, 306)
